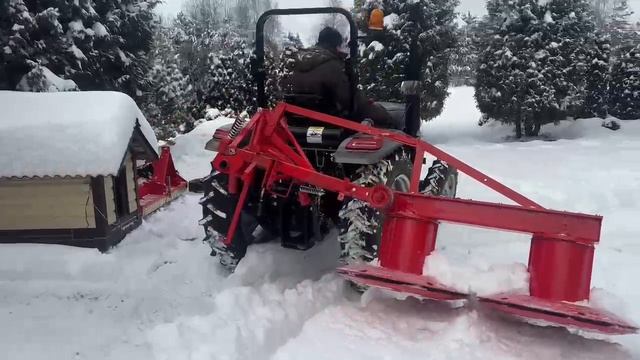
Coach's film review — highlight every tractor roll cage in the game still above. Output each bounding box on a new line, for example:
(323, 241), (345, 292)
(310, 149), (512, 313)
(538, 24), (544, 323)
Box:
(254, 7), (360, 110)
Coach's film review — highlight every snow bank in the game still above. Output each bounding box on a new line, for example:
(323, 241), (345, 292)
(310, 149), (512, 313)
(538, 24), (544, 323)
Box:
(171, 113), (235, 181)
(0, 195), (219, 359)
(273, 298), (630, 360)
(423, 251), (529, 297)
(0, 91), (157, 178)
(148, 275), (344, 360)
(16, 65), (79, 92)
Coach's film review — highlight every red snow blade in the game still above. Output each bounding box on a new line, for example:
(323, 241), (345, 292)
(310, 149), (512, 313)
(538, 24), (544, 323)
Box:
(479, 293), (638, 335)
(337, 264), (466, 301)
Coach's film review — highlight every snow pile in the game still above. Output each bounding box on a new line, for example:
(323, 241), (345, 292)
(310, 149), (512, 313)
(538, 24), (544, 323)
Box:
(92, 22), (109, 37)
(423, 251), (529, 297)
(149, 275), (344, 360)
(0, 196), (220, 359)
(0, 91), (157, 178)
(171, 110), (235, 181)
(16, 65), (79, 92)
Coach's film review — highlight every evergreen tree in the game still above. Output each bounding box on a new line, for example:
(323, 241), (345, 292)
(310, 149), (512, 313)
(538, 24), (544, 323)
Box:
(608, 0), (635, 52)
(358, 0), (458, 121)
(583, 33), (611, 118)
(144, 25), (195, 139)
(0, 0), (160, 100)
(450, 12), (479, 86)
(475, 0), (601, 137)
(609, 44), (640, 119)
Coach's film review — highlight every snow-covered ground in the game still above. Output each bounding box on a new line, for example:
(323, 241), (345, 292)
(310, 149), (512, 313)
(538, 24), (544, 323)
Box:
(1, 87), (639, 359)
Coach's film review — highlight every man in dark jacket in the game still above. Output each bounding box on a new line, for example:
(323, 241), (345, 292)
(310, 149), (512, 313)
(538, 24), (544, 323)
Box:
(284, 27), (392, 126)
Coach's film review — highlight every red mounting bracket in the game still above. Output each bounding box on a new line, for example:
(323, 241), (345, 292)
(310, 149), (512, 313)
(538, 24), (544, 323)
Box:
(138, 146), (188, 216)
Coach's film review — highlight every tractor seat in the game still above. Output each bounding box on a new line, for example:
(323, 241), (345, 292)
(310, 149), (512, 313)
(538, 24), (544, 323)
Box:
(375, 101), (407, 132)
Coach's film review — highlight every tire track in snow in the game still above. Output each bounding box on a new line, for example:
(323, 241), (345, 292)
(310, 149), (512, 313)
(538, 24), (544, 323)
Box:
(147, 235), (347, 360)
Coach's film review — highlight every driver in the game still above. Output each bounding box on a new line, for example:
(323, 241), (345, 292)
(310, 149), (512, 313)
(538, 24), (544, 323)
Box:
(284, 27), (393, 127)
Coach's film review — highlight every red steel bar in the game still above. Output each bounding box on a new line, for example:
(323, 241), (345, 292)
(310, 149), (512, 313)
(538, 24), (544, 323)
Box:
(390, 194), (601, 245)
(285, 104), (543, 209)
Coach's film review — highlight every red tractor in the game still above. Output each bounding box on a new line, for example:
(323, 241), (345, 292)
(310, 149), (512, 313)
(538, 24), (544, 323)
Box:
(198, 7), (458, 270)
(193, 7), (637, 335)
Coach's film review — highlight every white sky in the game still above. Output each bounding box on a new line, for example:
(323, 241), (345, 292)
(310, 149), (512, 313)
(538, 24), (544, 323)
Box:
(156, 0), (640, 38)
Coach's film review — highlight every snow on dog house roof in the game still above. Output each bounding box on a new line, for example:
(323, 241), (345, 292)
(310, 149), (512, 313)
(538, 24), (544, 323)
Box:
(0, 91), (159, 179)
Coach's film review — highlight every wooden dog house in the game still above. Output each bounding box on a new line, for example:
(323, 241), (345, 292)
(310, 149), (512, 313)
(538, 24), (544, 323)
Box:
(0, 91), (159, 251)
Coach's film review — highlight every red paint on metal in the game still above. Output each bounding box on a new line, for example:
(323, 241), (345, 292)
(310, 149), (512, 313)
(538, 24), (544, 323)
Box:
(529, 236), (595, 302)
(138, 146), (187, 215)
(390, 194), (601, 245)
(337, 264), (466, 301)
(379, 216), (438, 274)
(285, 104), (543, 208)
(480, 293), (638, 335)
(345, 135), (384, 151)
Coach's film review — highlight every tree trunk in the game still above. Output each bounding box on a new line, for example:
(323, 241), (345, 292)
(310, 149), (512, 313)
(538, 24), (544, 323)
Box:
(533, 122), (541, 136)
(515, 118), (523, 138)
(524, 121), (541, 137)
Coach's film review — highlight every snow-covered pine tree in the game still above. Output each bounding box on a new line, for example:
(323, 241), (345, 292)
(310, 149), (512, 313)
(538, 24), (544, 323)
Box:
(608, 0), (635, 53)
(476, 0), (546, 137)
(0, 0), (159, 101)
(593, 0), (608, 28)
(546, 0), (599, 117)
(190, 18), (255, 115)
(476, 0), (600, 137)
(265, 32), (304, 105)
(358, 0), (458, 121)
(450, 12), (479, 86)
(144, 25), (195, 140)
(583, 32), (611, 118)
(609, 44), (640, 119)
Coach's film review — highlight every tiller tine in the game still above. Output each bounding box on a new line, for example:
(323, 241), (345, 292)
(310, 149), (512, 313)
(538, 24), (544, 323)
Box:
(337, 264), (466, 301)
(479, 293), (639, 335)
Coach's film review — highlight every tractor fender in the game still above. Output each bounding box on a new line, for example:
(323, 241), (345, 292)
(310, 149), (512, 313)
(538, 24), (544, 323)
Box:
(332, 132), (403, 165)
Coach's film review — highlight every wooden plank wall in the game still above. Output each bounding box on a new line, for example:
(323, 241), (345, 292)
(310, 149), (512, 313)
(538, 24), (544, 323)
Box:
(0, 177), (96, 230)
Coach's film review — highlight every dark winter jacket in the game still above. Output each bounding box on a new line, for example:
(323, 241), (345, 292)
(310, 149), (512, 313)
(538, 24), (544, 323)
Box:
(285, 46), (353, 116)
(284, 46), (393, 126)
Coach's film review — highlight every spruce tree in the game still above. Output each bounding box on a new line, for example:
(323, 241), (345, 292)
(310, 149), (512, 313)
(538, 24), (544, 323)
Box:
(584, 33), (611, 118)
(0, 0), (160, 100)
(609, 44), (640, 119)
(450, 12), (479, 86)
(144, 25), (195, 139)
(475, 0), (601, 137)
(608, 0), (635, 52)
(358, 0), (458, 121)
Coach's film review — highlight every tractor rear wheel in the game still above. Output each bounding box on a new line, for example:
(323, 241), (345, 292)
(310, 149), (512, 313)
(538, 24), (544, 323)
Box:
(337, 152), (412, 266)
(337, 155), (458, 268)
(199, 171), (258, 272)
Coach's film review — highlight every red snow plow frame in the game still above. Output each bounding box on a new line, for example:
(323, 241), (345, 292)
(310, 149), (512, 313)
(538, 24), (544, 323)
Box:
(212, 103), (637, 335)
(138, 146), (188, 216)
